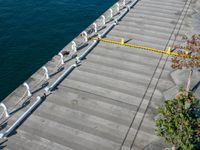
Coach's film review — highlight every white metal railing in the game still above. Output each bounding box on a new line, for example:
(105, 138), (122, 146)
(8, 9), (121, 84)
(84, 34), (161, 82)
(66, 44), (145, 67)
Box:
(0, 0), (139, 138)
(0, 96), (42, 139)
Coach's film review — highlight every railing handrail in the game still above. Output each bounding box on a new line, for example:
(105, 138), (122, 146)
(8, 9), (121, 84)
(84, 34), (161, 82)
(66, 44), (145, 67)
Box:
(0, 0), (139, 139)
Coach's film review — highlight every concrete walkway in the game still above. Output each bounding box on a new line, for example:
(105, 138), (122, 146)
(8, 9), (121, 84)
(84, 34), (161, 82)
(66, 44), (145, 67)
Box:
(0, 0), (195, 149)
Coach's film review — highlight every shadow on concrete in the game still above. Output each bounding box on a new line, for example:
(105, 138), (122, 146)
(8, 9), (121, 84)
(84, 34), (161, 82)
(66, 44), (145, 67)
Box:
(7, 130), (17, 138)
(0, 122), (7, 131)
(49, 66), (64, 78)
(32, 82), (49, 95)
(7, 95), (47, 139)
(51, 66), (76, 92)
(77, 43), (88, 51)
(0, 139), (8, 149)
(192, 80), (200, 92)
(97, 26), (106, 33)
(9, 100), (30, 116)
(125, 38), (132, 43)
(64, 57), (75, 64)
(144, 140), (170, 150)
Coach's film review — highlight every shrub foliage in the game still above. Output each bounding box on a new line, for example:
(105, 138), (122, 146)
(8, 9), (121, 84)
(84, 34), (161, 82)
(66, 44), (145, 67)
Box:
(155, 90), (200, 150)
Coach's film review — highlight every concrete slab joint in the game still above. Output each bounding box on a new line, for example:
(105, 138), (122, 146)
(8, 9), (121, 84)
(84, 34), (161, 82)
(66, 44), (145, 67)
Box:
(3, 0), (198, 149)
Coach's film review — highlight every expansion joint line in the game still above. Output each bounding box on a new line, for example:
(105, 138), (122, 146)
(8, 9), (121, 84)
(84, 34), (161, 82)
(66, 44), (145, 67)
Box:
(118, 0), (193, 149)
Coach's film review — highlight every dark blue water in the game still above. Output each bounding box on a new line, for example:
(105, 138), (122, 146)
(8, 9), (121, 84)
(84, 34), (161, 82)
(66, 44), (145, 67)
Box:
(0, 0), (117, 101)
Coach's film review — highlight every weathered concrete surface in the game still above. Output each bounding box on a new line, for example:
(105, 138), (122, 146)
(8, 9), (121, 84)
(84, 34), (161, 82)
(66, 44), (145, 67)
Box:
(1, 0), (198, 150)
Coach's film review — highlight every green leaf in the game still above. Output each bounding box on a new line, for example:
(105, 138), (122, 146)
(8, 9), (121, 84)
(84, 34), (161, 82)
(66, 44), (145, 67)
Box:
(155, 89), (200, 149)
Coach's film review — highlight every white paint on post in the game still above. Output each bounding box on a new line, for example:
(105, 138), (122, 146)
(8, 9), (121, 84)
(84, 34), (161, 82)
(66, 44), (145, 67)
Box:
(114, 18), (118, 25)
(44, 87), (50, 92)
(58, 53), (64, 65)
(123, 0), (126, 6)
(126, 5), (131, 11)
(109, 9), (113, 18)
(101, 15), (106, 25)
(80, 20), (117, 60)
(116, 3), (120, 12)
(0, 103), (9, 118)
(42, 66), (49, 80)
(93, 23), (97, 33)
(75, 56), (81, 66)
(46, 64), (77, 92)
(23, 82), (32, 97)
(71, 41), (77, 53)
(0, 96), (42, 139)
(82, 31), (88, 42)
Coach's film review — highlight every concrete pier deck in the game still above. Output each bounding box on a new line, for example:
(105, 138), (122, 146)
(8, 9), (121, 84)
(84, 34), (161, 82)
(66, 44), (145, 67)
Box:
(0, 0), (196, 149)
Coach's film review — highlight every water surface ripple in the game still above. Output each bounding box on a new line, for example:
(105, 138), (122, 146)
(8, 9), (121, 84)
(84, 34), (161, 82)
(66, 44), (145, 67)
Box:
(0, 0), (117, 101)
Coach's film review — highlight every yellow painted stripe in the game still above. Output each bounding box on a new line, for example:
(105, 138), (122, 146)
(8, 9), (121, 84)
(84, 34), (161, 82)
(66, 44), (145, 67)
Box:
(92, 37), (199, 59)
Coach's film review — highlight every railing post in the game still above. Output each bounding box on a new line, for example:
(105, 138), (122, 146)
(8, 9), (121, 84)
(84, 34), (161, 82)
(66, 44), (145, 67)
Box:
(58, 52), (64, 65)
(23, 82), (32, 97)
(167, 47), (171, 55)
(114, 18), (118, 25)
(0, 103), (9, 118)
(116, 3), (120, 12)
(101, 15), (106, 25)
(0, 96), (42, 139)
(42, 66), (49, 80)
(93, 23), (97, 33)
(71, 41), (77, 53)
(109, 9), (113, 18)
(123, 0), (126, 6)
(75, 56), (81, 66)
(82, 31), (88, 42)
(126, 5), (131, 11)
(121, 38), (125, 45)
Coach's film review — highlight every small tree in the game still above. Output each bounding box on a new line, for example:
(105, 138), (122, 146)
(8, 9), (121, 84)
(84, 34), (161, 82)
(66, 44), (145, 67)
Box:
(155, 90), (200, 150)
(171, 34), (200, 93)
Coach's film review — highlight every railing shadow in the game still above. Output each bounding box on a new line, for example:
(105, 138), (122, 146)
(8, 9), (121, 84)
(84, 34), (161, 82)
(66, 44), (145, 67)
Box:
(0, 122), (7, 131)
(31, 82), (49, 95)
(9, 100), (31, 116)
(49, 66), (64, 78)
(0, 139), (8, 149)
(7, 95), (47, 139)
(125, 38), (132, 43)
(77, 43), (88, 51)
